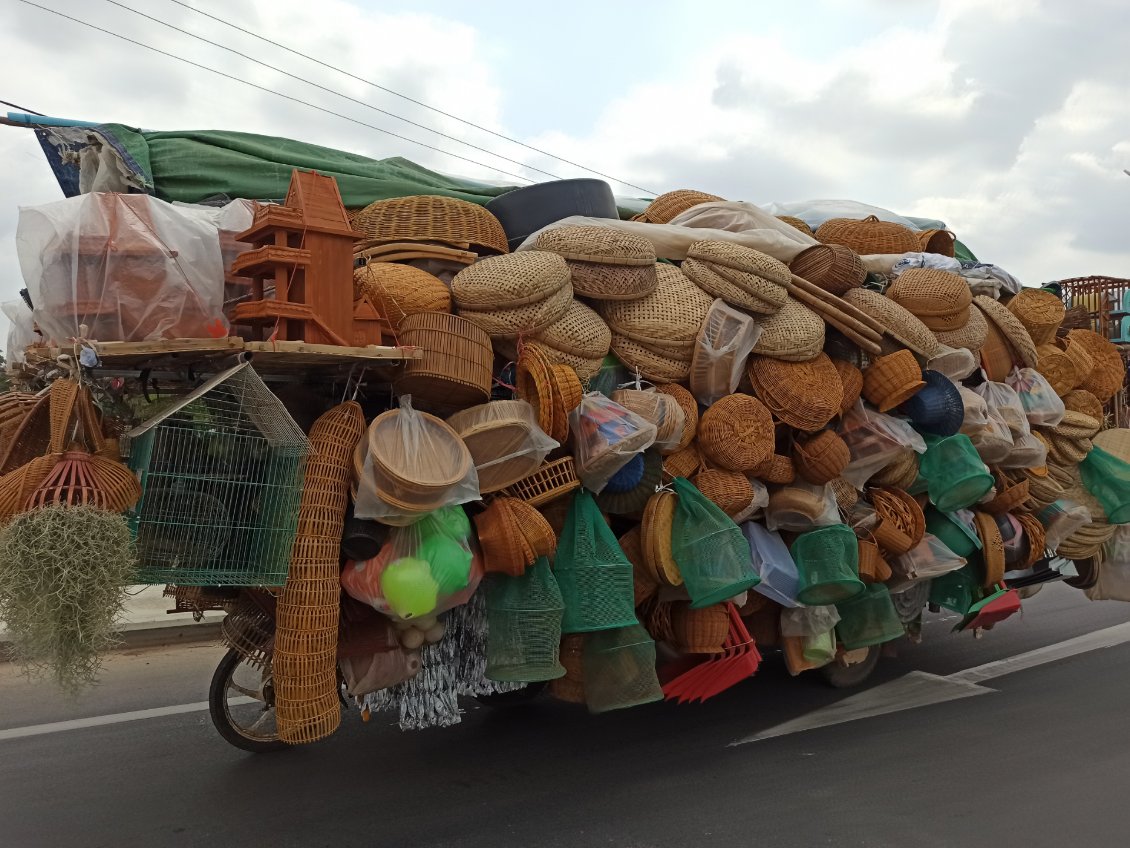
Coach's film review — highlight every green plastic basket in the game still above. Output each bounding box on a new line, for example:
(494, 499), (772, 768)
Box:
(835, 583), (905, 649)
(1080, 446), (1130, 524)
(790, 524), (865, 606)
(924, 507), (983, 559)
(670, 478), (760, 608)
(582, 624), (663, 713)
(919, 434), (993, 513)
(928, 564), (978, 615)
(486, 557), (567, 683)
(554, 491), (637, 633)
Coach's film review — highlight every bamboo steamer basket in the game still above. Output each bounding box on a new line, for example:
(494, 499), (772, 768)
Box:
(395, 312), (493, 415)
(815, 215), (920, 255)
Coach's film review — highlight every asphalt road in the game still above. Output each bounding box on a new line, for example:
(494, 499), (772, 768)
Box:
(3, 583), (1130, 848)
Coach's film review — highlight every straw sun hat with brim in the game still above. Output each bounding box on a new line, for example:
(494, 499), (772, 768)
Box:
(697, 393), (775, 472)
(887, 268), (973, 332)
(750, 297), (826, 362)
(747, 353), (844, 432)
(933, 303), (989, 353)
(533, 225), (657, 300)
(841, 288), (941, 359)
(862, 350), (926, 412)
(682, 240), (791, 316)
(972, 295), (1039, 368)
(1006, 288), (1066, 346)
(353, 262), (451, 327)
(789, 243), (867, 296)
(632, 189), (724, 224)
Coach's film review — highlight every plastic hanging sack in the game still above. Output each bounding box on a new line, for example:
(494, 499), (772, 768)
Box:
(689, 299), (762, 406)
(765, 480), (841, 533)
(1006, 368), (1066, 428)
(670, 477), (760, 608)
(891, 533), (967, 583)
(340, 505), (482, 621)
(780, 604), (841, 640)
(1079, 446), (1130, 525)
(974, 381), (1030, 438)
(837, 401), (926, 489)
(959, 386), (1013, 464)
(569, 392), (657, 493)
(742, 521), (802, 608)
(1088, 525), (1130, 601)
(1038, 500), (1092, 553)
(998, 431), (1048, 470)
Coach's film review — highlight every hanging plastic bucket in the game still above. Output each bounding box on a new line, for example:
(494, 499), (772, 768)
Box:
(835, 583), (905, 649)
(928, 563), (979, 615)
(919, 433), (993, 513)
(924, 506), (983, 559)
(485, 557), (567, 683)
(790, 524), (866, 606)
(1079, 445), (1130, 524)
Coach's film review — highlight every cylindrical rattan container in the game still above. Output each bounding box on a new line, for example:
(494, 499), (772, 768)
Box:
(794, 430), (851, 485)
(395, 312), (493, 415)
(814, 215), (920, 255)
(697, 393), (775, 472)
(862, 350), (926, 412)
(1006, 288), (1066, 346)
(352, 194), (509, 256)
(887, 268), (972, 332)
(789, 243), (866, 296)
(692, 468), (755, 517)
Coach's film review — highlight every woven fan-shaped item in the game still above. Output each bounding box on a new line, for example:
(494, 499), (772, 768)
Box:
(748, 353), (844, 432)
(815, 215), (920, 255)
(692, 468), (754, 517)
(599, 264), (714, 352)
(534, 225), (657, 300)
(452, 250), (569, 310)
(917, 229), (957, 257)
(1035, 344), (1077, 396)
(888, 268), (972, 331)
(1063, 389), (1103, 422)
(457, 281), (573, 340)
(751, 298), (825, 362)
(862, 350), (925, 412)
(789, 244), (866, 296)
(934, 304), (988, 353)
(611, 335), (690, 383)
(831, 358), (864, 414)
(794, 430), (851, 485)
(1066, 329), (1124, 403)
(532, 298), (611, 359)
(1007, 289), (1065, 346)
(777, 215), (815, 237)
(353, 262), (451, 327)
(842, 288), (941, 359)
(973, 295), (1039, 367)
(697, 393), (774, 472)
(353, 194), (509, 255)
(633, 189), (723, 224)
(395, 312), (493, 414)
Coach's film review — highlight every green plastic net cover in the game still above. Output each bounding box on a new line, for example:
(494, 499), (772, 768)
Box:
(790, 523), (865, 606)
(671, 477), (760, 608)
(582, 624), (663, 713)
(835, 583), (905, 649)
(486, 557), (566, 683)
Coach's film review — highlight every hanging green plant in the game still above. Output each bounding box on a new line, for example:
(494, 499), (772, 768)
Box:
(0, 505), (137, 695)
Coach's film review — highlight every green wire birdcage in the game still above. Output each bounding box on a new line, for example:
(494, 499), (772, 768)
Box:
(122, 363), (308, 586)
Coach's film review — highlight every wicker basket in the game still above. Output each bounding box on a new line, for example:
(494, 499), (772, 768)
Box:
(1066, 328), (1124, 402)
(670, 602), (728, 653)
(1006, 289), (1066, 346)
(633, 189), (723, 224)
(862, 350), (926, 412)
(451, 251), (569, 311)
(457, 283), (573, 340)
(980, 319), (1016, 382)
(841, 288), (941, 359)
(352, 194), (509, 256)
(756, 453), (796, 485)
(917, 229), (957, 257)
(655, 383), (698, 453)
(831, 358), (864, 414)
(610, 389), (685, 449)
(887, 268), (972, 331)
(662, 442), (702, 481)
(789, 243), (866, 296)
(1035, 344), (1078, 396)
(750, 297), (825, 362)
(794, 430), (851, 485)
(830, 476), (859, 511)
(870, 487), (925, 556)
(353, 262), (451, 327)
(777, 215), (815, 237)
(683, 240), (791, 314)
(1062, 389), (1103, 422)
(367, 405), (473, 510)
(983, 472), (1030, 515)
(641, 490), (682, 586)
(692, 468), (754, 517)
(533, 225), (657, 300)
(600, 263), (714, 352)
(815, 216), (920, 255)
(934, 304), (988, 353)
(610, 335), (691, 383)
(533, 298), (611, 360)
(697, 393), (775, 472)
(973, 295), (1039, 368)
(446, 400), (551, 494)
(502, 456), (580, 507)
(1056, 336), (1095, 386)
(395, 312), (493, 414)
(747, 353), (844, 432)
(857, 538), (893, 584)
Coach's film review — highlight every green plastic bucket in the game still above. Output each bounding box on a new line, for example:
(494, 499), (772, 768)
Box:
(924, 507), (983, 559)
(835, 583), (905, 649)
(928, 564), (978, 615)
(920, 434), (993, 513)
(791, 524), (866, 606)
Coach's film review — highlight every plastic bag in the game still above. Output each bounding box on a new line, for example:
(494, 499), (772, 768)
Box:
(1079, 446), (1130, 524)
(742, 521), (802, 608)
(339, 648), (422, 698)
(891, 533), (967, 583)
(690, 299), (762, 406)
(765, 481), (841, 532)
(974, 381), (1030, 438)
(1039, 500), (1092, 553)
(446, 399), (558, 493)
(959, 386), (1013, 464)
(2, 299), (36, 364)
(17, 192), (227, 343)
(608, 387), (686, 453)
(998, 431), (1048, 470)
(340, 506), (482, 621)
(569, 392), (657, 493)
(779, 604), (841, 640)
(928, 343), (979, 381)
(837, 401), (927, 488)
(1007, 368), (1066, 428)
(1087, 526), (1130, 601)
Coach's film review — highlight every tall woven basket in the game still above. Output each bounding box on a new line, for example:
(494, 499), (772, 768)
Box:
(395, 312), (494, 415)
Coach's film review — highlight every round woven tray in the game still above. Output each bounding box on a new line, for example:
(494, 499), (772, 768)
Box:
(633, 189), (723, 224)
(841, 288), (941, 359)
(815, 215), (920, 255)
(367, 406), (473, 510)
(395, 312), (493, 414)
(353, 194), (509, 256)
(750, 298), (825, 362)
(698, 393), (774, 472)
(1006, 289), (1065, 346)
(452, 251), (570, 311)
(789, 244), (866, 296)
(1066, 328), (1124, 402)
(533, 298), (611, 359)
(748, 353), (844, 432)
(457, 282), (573, 339)
(353, 262), (451, 328)
(611, 335), (691, 383)
(600, 264), (714, 351)
(446, 400), (547, 494)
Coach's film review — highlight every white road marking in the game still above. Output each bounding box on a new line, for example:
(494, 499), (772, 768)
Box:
(733, 621), (1130, 745)
(0, 697), (255, 742)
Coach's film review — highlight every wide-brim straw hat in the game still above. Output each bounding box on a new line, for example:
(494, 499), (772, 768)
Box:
(1006, 288), (1065, 346)
(611, 335), (691, 383)
(815, 215), (920, 255)
(751, 298), (825, 362)
(452, 251), (570, 311)
(532, 298), (611, 360)
(595, 449), (663, 516)
(655, 383), (699, 453)
(842, 288), (941, 359)
(697, 393), (775, 472)
(973, 295), (1039, 368)
(533, 225), (657, 300)
(793, 430), (851, 485)
(1063, 389), (1104, 422)
(862, 350), (926, 412)
(353, 262), (451, 327)
(887, 268), (973, 332)
(457, 282), (573, 339)
(1066, 329), (1124, 402)
(353, 194), (509, 256)
(789, 244), (866, 296)
(600, 264), (714, 354)
(747, 353), (844, 432)
(632, 189), (724, 224)
(934, 303), (988, 353)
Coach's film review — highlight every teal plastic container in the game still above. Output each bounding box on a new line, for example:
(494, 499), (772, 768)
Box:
(790, 524), (866, 606)
(928, 564), (978, 615)
(924, 507), (983, 559)
(835, 583), (905, 649)
(920, 434), (993, 513)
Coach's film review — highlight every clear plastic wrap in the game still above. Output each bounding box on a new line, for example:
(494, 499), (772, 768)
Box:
(1006, 368), (1066, 428)
(765, 481), (841, 532)
(340, 506), (482, 621)
(975, 381), (1030, 438)
(998, 431), (1048, 470)
(742, 521), (802, 608)
(1039, 500), (1092, 553)
(891, 533), (967, 583)
(959, 386), (1013, 464)
(780, 604), (841, 640)
(1087, 525), (1130, 601)
(689, 299), (762, 406)
(446, 399), (559, 494)
(928, 343), (979, 381)
(837, 401), (927, 488)
(2, 299), (36, 365)
(608, 387), (686, 453)
(16, 192), (227, 343)
(569, 392), (657, 493)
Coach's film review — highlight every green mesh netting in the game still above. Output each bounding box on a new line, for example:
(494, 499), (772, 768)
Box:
(554, 491), (637, 633)
(920, 434), (993, 513)
(790, 524), (865, 606)
(582, 624), (663, 713)
(835, 583), (905, 650)
(1080, 446), (1130, 524)
(670, 478), (759, 608)
(928, 564), (978, 615)
(485, 557), (566, 683)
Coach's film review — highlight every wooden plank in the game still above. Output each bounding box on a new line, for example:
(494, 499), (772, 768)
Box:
(93, 337), (245, 356)
(243, 340), (419, 360)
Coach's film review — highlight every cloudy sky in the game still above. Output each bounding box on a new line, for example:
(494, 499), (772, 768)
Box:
(1, 0), (1128, 342)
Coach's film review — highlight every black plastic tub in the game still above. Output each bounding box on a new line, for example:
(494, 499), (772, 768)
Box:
(486, 178), (618, 251)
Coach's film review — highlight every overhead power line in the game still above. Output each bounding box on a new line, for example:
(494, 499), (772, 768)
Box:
(16, 0), (539, 184)
(0, 99), (46, 115)
(168, 0), (657, 195)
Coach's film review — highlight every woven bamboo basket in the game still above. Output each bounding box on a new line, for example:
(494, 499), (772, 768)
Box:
(655, 383), (698, 453)
(670, 602), (728, 653)
(451, 251), (570, 311)
(1056, 336), (1095, 387)
(841, 288), (941, 359)
(502, 456), (580, 507)
(917, 229), (957, 257)
(794, 430), (851, 485)
(870, 487), (925, 555)
(457, 283), (573, 340)
(610, 335), (691, 383)
(610, 389), (683, 445)
(600, 264), (714, 351)
(522, 340), (605, 382)
(1006, 289), (1065, 346)
(1062, 389), (1103, 422)
(642, 490), (682, 586)
(353, 262), (451, 327)
(777, 215), (815, 237)
(973, 295), (1039, 368)
(515, 346), (557, 437)
(870, 448), (919, 489)
(632, 189), (723, 224)
(1035, 344), (1077, 396)
(1014, 512), (1047, 567)
(934, 304), (988, 353)
(395, 312), (493, 414)
(862, 350), (926, 412)
(352, 194), (509, 255)
(815, 215), (920, 255)
(697, 393), (775, 472)
(1066, 329), (1124, 402)
(534, 225), (657, 300)
(788, 244), (866, 296)
(857, 538), (893, 584)
(750, 297), (825, 362)
(831, 358), (864, 414)
(748, 353), (844, 432)
(446, 400), (547, 494)
(888, 268), (972, 332)
(685, 240), (791, 298)
(0, 453), (58, 522)
(756, 453), (797, 485)
(692, 468), (754, 517)
(507, 497), (557, 560)
(830, 476), (859, 511)
(0, 392), (38, 448)
(662, 442), (702, 481)
(1, 387), (59, 475)
(983, 472), (1030, 515)
(367, 406), (472, 510)
(533, 298), (611, 360)
(474, 499), (532, 577)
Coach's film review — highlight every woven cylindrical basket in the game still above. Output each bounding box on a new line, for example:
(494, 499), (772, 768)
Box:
(857, 538), (893, 584)
(917, 229), (956, 257)
(748, 353), (844, 432)
(1035, 344), (1077, 396)
(862, 350), (926, 412)
(697, 393), (775, 472)
(670, 602), (729, 654)
(367, 406), (473, 510)
(1066, 328), (1124, 403)
(353, 262), (451, 328)
(870, 487), (925, 556)
(1006, 289), (1066, 346)
(789, 243), (866, 296)
(352, 194), (509, 255)
(756, 453), (797, 485)
(831, 358), (864, 414)
(395, 312), (493, 414)
(692, 468), (754, 517)
(887, 268), (972, 332)
(777, 215), (815, 238)
(815, 215), (920, 255)
(662, 442), (702, 481)
(794, 430), (851, 485)
(655, 383), (698, 453)
(633, 189), (723, 224)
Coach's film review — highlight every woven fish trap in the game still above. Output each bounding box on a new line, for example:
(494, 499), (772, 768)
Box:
(633, 189), (723, 224)
(750, 297), (825, 362)
(502, 456), (580, 507)
(794, 430), (851, 485)
(862, 350), (925, 412)
(917, 229), (957, 257)
(887, 268), (972, 332)
(1066, 329), (1124, 403)
(532, 298), (611, 360)
(274, 694), (341, 745)
(789, 243), (866, 296)
(275, 601), (340, 639)
(452, 251), (570, 311)
(815, 215), (920, 255)
(395, 312), (493, 414)
(655, 383), (698, 453)
(670, 602), (729, 654)
(353, 262), (451, 327)
(697, 393), (775, 472)
(600, 263), (714, 350)
(610, 335), (691, 383)
(748, 353), (844, 432)
(1006, 288), (1065, 346)
(841, 288), (940, 359)
(1035, 344), (1077, 396)
(1063, 389), (1104, 422)
(777, 215), (815, 237)
(274, 627), (338, 657)
(934, 304), (988, 353)
(692, 468), (754, 517)
(352, 194), (509, 256)
(973, 295), (1039, 368)
(831, 358), (864, 414)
